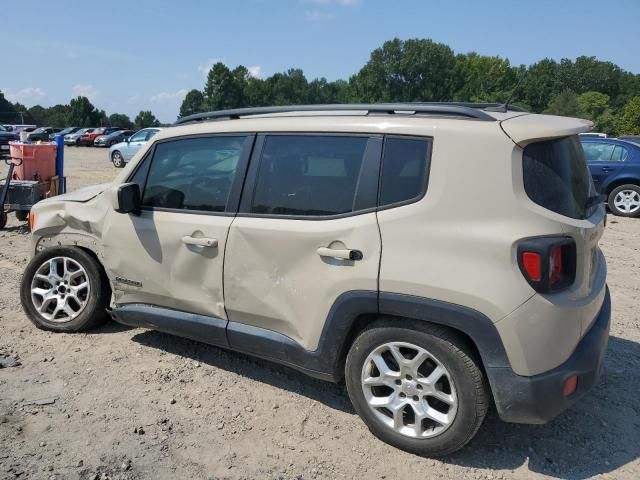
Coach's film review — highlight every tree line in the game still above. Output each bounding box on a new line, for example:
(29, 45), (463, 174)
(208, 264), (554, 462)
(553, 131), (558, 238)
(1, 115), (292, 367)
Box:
(180, 38), (640, 135)
(0, 94), (161, 130)
(2, 38), (640, 135)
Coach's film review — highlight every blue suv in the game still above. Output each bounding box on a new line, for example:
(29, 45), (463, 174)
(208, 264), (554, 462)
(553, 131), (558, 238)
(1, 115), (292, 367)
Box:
(580, 136), (640, 217)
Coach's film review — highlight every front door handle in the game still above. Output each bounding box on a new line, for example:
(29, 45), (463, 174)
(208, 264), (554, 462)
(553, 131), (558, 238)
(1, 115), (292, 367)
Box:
(601, 167), (612, 172)
(317, 247), (363, 261)
(182, 236), (218, 248)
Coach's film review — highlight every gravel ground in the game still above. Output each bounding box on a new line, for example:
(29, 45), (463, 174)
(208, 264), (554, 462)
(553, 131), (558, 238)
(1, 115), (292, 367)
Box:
(1, 147), (639, 480)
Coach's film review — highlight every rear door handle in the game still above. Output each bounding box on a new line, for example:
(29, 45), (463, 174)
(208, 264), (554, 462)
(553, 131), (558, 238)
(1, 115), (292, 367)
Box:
(601, 167), (612, 172)
(317, 247), (363, 261)
(182, 236), (218, 248)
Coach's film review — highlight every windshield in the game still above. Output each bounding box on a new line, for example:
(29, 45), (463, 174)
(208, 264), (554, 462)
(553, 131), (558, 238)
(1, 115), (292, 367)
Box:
(523, 135), (599, 219)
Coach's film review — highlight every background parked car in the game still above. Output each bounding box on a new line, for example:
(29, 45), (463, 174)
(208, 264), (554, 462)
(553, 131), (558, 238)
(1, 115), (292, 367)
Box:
(50, 127), (81, 140)
(109, 128), (161, 167)
(64, 128), (95, 146)
(94, 129), (134, 147)
(581, 136), (640, 217)
(5, 124), (37, 133)
(78, 127), (123, 146)
(27, 127), (63, 142)
(0, 124), (19, 155)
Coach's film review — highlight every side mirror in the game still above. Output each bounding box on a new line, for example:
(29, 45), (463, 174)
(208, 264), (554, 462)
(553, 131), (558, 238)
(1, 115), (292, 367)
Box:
(115, 182), (141, 215)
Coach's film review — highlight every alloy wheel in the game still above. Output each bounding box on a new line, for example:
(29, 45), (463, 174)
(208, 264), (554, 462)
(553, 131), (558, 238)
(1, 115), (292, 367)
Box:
(361, 342), (458, 438)
(613, 189), (640, 214)
(30, 257), (90, 322)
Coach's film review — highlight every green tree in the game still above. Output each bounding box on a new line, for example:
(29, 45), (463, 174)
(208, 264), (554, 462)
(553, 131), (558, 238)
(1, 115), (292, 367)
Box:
(27, 105), (50, 126)
(204, 62), (245, 109)
(134, 110), (160, 129)
(576, 91), (617, 135)
(179, 89), (206, 117)
(453, 53), (519, 103)
(267, 69), (310, 105)
(617, 96), (640, 135)
(521, 58), (563, 112)
(66, 96), (101, 127)
(350, 38), (457, 102)
(108, 113), (133, 129)
(544, 89), (580, 117)
(0, 91), (19, 123)
(577, 91), (610, 118)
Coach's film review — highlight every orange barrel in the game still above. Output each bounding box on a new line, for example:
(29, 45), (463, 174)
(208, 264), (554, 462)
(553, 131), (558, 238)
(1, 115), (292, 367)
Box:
(9, 142), (57, 182)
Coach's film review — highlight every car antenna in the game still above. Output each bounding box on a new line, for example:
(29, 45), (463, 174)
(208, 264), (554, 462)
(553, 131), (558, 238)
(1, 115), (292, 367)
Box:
(486, 71), (527, 113)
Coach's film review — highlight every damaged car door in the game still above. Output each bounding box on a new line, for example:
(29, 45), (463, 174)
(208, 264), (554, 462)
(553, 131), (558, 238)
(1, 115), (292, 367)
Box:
(102, 134), (254, 320)
(223, 134), (382, 356)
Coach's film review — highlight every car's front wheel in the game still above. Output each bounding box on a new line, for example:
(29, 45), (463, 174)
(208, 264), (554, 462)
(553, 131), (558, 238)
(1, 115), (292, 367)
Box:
(608, 184), (640, 217)
(345, 320), (488, 456)
(20, 247), (111, 332)
(111, 151), (125, 168)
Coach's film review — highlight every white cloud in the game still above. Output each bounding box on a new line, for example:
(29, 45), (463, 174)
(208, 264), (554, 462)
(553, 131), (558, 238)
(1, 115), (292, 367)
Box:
(198, 57), (222, 77)
(3, 87), (47, 105)
(150, 89), (188, 104)
(247, 65), (263, 78)
(305, 9), (336, 21)
(71, 84), (99, 102)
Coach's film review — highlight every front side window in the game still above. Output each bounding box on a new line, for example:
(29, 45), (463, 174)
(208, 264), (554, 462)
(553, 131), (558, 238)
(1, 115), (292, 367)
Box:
(146, 129), (159, 141)
(379, 137), (430, 207)
(582, 142), (614, 162)
(251, 135), (368, 216)
(140, 136), (247, 212)
(130, 130), (148, 142)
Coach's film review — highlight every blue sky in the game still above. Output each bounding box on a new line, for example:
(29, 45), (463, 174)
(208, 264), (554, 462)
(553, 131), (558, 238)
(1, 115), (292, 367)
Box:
(3, 0), (639, 122)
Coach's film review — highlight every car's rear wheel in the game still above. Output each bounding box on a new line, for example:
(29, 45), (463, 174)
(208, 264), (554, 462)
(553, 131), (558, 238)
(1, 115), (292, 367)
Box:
(111, 151), (125, 168)
(345, 320), (488, 456)
(20, 247), (111, 332)
(608, 184), (640, 217)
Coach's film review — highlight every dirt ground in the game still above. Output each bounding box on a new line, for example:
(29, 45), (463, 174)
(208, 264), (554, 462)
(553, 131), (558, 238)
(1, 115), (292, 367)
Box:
(1, 147), (639, 480)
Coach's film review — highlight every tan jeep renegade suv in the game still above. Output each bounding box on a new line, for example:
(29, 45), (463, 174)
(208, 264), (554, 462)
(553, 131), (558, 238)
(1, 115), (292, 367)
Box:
(20, 104), (610, 455)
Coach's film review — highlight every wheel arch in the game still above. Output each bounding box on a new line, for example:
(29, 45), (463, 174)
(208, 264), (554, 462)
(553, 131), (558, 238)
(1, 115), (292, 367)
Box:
(35, 234), (114, 298)
(604, 177), (640, 196)
(321, 291), (511, 382)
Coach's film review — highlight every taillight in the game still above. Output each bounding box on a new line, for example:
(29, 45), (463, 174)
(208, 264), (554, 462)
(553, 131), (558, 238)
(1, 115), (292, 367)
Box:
(517, 237), (576, 293)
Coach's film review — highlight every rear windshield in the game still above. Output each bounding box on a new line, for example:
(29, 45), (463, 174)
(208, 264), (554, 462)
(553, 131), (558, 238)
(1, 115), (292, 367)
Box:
(523, 135), (598, 219)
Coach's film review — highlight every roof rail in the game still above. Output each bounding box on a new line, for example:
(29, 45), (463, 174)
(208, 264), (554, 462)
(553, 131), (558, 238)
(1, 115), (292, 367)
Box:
(174, 103), (507, 125)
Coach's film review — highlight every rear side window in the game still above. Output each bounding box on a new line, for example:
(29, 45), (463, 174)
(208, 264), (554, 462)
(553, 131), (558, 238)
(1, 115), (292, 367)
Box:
(611, 145), (629, 162)
(379, 137), (430, 207)
(523, 136), (598, 219)
(251, 135), (368, 216)
(582, 142), (614, 162)
(141, 136), (248, 212)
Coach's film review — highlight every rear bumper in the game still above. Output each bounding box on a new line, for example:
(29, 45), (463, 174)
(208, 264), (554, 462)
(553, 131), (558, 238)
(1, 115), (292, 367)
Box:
(488, 286), (611, 424)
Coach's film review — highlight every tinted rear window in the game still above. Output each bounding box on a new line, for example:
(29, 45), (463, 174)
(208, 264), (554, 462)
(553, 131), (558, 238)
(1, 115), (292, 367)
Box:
(523, 136), (598, 219)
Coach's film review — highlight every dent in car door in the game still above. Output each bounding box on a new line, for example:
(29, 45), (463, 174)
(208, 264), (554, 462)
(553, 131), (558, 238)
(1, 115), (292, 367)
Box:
(223, 134), (382, 351)
(102, 134), (254, 319)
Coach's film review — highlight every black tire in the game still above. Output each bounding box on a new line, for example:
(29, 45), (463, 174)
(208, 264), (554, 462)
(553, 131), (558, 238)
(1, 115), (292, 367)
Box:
(608, 184), (640, 218)
(345, 319), (489, 456)
(20, 247), (111, 332)
(15, 210), (29, 222)
(0, 211), (6, 229)
(111, 151), (125, 168)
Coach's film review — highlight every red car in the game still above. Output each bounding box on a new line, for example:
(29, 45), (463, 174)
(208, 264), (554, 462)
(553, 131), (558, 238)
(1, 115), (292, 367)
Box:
(78, 127), (123, 146)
